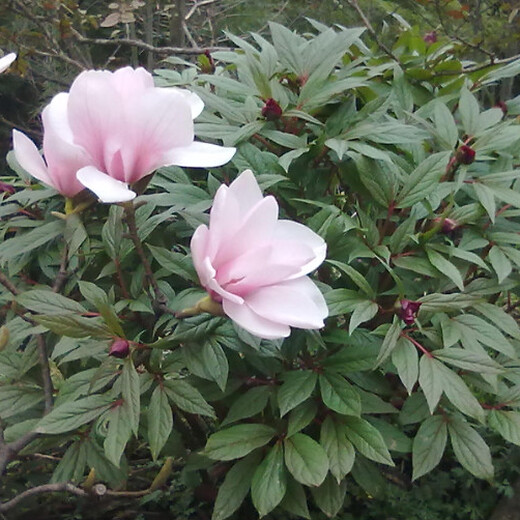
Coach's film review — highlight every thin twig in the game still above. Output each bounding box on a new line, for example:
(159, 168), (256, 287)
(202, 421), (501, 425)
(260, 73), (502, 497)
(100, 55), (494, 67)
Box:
(343, 0), (400, 63)
(52, 243), (69, 293)
(36, 335), (53, 413)
(0, 271), (19, 295)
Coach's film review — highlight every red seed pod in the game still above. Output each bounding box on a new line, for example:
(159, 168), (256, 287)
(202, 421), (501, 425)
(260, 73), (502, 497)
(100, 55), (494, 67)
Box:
(423, 31), (437, 44)
(109, 338), (130, 359)
(261, 98), (283, 121)
(0, 182), (15, 195)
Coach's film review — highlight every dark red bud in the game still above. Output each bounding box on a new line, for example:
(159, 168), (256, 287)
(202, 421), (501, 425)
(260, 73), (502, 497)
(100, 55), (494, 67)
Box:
(109, 338), (130, 359)
(495, 101), (508, 116)
(423, 31), (437, 44)
(433, 217), (459, 234)
(456, 145), (476, 165)
(0, 182), (15, 195)
(261, 98), (283, 121)
(399, 299), (422, 325)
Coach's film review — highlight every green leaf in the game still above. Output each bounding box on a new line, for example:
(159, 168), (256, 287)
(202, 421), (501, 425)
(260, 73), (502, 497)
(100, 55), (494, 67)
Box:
(376, 319), (402, 367)
(397, 152), (450, 208)
(284, 433), (329, 487)
(183, 340), (229, 391)
(251, 443), (287, 517)
(426, 248), (464, 291)
(34, 314), (112, 339)
(320, 416), (355, 482)
(102, 205), (123, 259)
(148, 244), (198, 282)
(17, 290), (87, 315)
(459, 87), (480, 135)
(453, 314), (516, 358)
(0, 385), (43, 419)
(280, 477), (310, 519)
(223, 386), (271, 426)
(412, 415), (447, 480)
(344, 417), (394, 466)
(121, 359), (140, 436)
(472, 183), (496, 222)
(311, 474), (347, 518)
(448, 417), (494, 480)
(391, 337), (418, 395)
(488, 246), (512, 283)
(287, 400), (318, 437)
(488, 410), (520, 446)
(278, 370), (317, 417)
(103, 404), (132, 467)
(473, 303), (520, 340)
(51, 441), (87, 483)
(326, 260), (376, 298)
(205, 424), (276, 461)
(164, 379), (215, 418)
(432, 348), (503, 374)
(36, 394), (113, 434)
(148, 386), (173, 460)
(0, 219), (65, 264)
(433, 101), (458, 148)
(349, 300), (378, 335)
(418, 355), (443, 414)
(212, 453), (260, 520)
(319, 372), (361, 416)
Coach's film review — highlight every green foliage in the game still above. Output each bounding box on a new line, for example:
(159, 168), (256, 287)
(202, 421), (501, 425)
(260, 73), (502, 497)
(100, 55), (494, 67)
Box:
(4, 16), (520, 520)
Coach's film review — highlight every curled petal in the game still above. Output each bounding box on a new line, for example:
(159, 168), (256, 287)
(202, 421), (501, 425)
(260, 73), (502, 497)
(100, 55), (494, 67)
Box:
(228, 169), (264, 216)
(169, 88), (205, 119)
(245, 277), (327, 329)
(164, 141), (236, 168)
(77, 166), (136, 203)
(223, 299), (291, 340)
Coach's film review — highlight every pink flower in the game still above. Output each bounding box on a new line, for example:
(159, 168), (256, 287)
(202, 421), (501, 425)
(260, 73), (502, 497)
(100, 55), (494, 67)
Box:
(190, 170), (328, 339)
(13, 67), (236, 202)
(0, 53), (16, 73)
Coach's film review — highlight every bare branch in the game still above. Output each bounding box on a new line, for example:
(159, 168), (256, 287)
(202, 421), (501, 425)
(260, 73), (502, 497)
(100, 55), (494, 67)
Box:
(36, 335), (54, 413)
(0, 482), (87, 513)
(185, 0), (220, 21)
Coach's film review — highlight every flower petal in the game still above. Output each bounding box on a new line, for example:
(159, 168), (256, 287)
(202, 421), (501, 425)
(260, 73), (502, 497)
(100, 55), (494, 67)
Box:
(245, 277), (328, 329)
(77, 166), (136, 203)
(12, 130), (52, 186)
(165, 141), (236, 168)
(274, 220), (327, 275)
(0, 53), (16, 74)
(169, 88), (205, 119)
(191, 225), (210, 280)
(223, 299), (291, 340)
(228, 170), (264, 216)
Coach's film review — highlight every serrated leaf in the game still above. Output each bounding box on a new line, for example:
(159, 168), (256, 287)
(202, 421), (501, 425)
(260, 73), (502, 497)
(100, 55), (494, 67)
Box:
(412, 415), (447, 480)
(278, 370), (317, 417)
(433, 348), (503, 374)
(349, 300), (378, 335)
(205, 424), (276, 461)
(448, 417), (494, 479)
(284, 433), (329, 487)
(251, 442), (287, 517)
(183, 340), (228, 391)
(164, 379), (215, 418)
(319, 372), (361, 416)
(17, 290), (87, 315)
(36, 394), (113, 434)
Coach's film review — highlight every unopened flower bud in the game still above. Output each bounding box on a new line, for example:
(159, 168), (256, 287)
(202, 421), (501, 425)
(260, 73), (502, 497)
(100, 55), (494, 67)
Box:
(261, 98), (283, 121)
(433, 217), (459, 234)
(423, 31), (437, 44)
(109, 338), (130, 359)
(456, 145), (476, 165)
(399, 299), (422, 325)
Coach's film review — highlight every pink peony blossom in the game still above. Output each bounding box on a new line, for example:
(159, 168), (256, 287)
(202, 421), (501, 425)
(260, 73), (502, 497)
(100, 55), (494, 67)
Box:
(0, 53), (16, 74)
(13, 66), (235, 202)
(190, 170), (328, 339)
